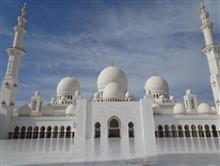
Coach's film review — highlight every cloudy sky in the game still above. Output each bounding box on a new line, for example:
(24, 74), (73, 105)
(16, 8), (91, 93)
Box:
(0, 0), (220, 106)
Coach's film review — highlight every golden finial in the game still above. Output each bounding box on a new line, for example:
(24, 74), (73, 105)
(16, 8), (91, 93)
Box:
(21, 2), (27, 17)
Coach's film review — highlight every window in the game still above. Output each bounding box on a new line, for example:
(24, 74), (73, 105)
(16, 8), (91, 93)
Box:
(128, 122), (134, 138)
(108, 117), (120, 138)
(95, 122), (101, 138)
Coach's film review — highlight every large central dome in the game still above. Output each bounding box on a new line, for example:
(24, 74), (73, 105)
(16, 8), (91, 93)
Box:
(97, 65), (128, 92)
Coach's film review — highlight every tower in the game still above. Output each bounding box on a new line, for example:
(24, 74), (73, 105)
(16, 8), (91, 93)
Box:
(184, 89), (198, 113)
(0, 3), (27, 139)
(200, 0), (220, 114)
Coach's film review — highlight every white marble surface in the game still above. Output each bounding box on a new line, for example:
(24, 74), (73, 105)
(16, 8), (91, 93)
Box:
(1, 138), (220, 166)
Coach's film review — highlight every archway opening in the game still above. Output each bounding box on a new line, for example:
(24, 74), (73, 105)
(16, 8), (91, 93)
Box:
(205, 125), (211, 137)
(66, 126), (71, 138)
(171, 125), (177, 137)
(184, 125), (190, 137)
(178, 125), (183, 137)
(33, 126), (39, 139)
(40, 126), (45, 138)
(20, 126), (26, 139)
(53, 126), (58, 138)
(26, 126), (32, 139)
(108, 117), (120, 138)
(59, 126), (65, 138)
(158, 125), (164, 137)
(14, 126), (19, 139)
(95, 122), (101, 138)
(164, 125), (170, 137)
(128, 122), (134, 138)
(211, 125), (218, 137)
(198, 125), (204, 137)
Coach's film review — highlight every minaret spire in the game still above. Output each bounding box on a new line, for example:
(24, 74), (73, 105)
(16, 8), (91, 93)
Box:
(21, 2), (27, 18)
(200, 0), (214, 46)
(200, 1), (220, 115)
(0, 3), (28, 139)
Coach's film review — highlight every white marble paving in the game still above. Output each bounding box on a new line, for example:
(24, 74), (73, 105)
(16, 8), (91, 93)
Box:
(1, 138), (220, 166)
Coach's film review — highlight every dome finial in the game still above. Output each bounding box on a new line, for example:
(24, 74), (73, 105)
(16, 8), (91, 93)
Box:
(21, 2), (27, 17)
(67, 68), (73, 77)
(152, 72), (158, 76)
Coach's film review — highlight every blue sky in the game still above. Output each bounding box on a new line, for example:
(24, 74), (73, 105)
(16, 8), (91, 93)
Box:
(0, 0), (220, 106)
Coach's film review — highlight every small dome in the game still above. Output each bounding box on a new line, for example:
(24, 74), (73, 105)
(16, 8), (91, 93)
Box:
(97, 66), (128, 92)
(198, 102), (211, 113)
(186, 89), (192, 95)
(173, 103), (186, 114)
(18, 104), (31, 116)
(103, 82), (124, 99)
(145, 75), (169, 95)
(34, 90), (41, 96)
(57, 76), (80, 96)
(41, 105), (54, 116)
(65, 104), (75, 115)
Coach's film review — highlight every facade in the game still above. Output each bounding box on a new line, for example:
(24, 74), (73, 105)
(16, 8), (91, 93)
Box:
(0, 1), (220, 155)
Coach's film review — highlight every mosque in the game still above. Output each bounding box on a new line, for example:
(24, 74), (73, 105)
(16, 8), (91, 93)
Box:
(0, 1), (220, 155)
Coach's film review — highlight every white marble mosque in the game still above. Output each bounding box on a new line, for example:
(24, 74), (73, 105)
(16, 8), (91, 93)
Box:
(0, 1), (220, 163)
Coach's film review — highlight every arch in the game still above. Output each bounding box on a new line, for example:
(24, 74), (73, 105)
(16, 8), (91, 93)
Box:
(211, 125), (218, 137)
(20, 126), (26, 139)
(164, 125), (170, 137)
(40, 126), (45, 138)
(59, 126), (65, 138)
(184, 125), (190, 137)
(13, 126), (19, 139)
(171, 125), (177, 137)
(128, 122), (134, 138)
(204, 125), (211, 137)
(94, 122), (101, 138)
(53, 126), (58, 138)
(26, 126), (32, 139)
(108, 116), (120, 138)
(191, 125), (197, 137)
(46, 126), (52, 138)
(177, 125), (184, 137)
(66, 126), (71, 138)
(198, 125), (204, 137)
(33, 126), (39, 139)
(157, 125), (164, 137)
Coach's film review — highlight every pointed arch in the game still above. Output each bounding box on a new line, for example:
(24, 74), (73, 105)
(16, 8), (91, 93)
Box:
(108, 116), (121, 138)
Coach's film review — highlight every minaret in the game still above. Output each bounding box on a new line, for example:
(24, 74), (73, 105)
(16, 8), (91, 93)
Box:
(0, 3), (27, 139)
(200, 0), (220, 114)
